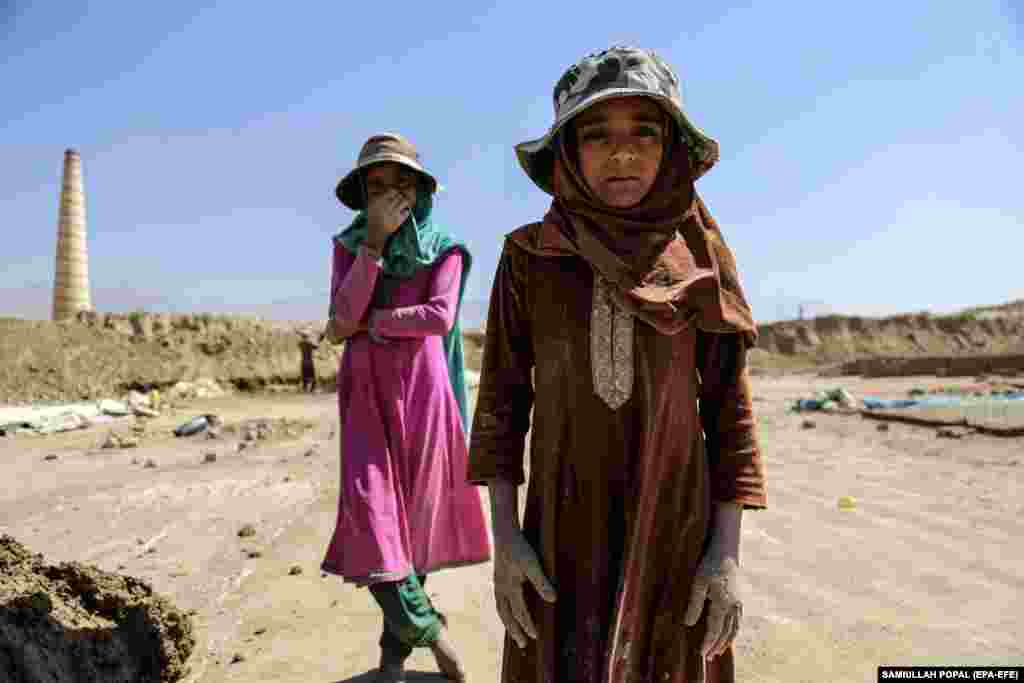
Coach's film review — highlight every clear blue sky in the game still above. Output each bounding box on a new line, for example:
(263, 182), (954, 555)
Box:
(2, 1), (1021, 327)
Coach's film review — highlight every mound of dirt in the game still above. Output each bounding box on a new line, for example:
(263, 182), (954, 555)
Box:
(0, 535), (195, 683)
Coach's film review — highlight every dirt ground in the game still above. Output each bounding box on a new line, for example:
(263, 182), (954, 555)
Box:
(2, 375), (1022, 682)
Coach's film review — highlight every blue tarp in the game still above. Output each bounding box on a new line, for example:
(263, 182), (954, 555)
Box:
(862, 391), (1024, 411)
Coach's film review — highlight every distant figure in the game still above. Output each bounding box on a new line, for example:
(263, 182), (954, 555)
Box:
(320, 132), (490, 682)
(298, 331), (319, 392)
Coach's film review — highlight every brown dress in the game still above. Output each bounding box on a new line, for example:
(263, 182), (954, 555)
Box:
(468, 222), (767, 683)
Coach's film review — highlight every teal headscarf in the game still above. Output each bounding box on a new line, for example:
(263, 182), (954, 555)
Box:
(333, 189), (472, 437)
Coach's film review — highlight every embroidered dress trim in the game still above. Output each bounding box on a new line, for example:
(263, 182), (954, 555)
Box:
(591, 273), (634, 410)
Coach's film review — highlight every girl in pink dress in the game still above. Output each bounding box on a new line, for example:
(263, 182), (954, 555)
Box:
(322, 133), (491, 682)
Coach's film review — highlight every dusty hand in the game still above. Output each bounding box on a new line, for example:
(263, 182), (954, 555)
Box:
(683, 553), (742, 659)
(366, 189), (411, 247)
(493, 529), (557, 648)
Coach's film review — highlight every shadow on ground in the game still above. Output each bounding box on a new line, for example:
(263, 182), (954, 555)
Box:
(333, 671), (450, 683)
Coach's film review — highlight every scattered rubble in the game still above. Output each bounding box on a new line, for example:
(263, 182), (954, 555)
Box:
(167, 378), (229, 402)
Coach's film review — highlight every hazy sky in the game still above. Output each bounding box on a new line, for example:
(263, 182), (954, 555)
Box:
(2, 1), (1021, 327)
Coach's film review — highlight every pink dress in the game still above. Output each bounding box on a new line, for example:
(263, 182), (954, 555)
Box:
(320, 243), (491, 585)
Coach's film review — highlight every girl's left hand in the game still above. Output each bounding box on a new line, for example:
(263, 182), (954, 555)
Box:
(683, 552), (742, 659)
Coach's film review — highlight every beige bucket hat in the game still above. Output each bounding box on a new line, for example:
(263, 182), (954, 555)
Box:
(335, 133), (440, 210)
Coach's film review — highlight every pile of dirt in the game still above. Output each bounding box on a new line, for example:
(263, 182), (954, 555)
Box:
(0, 535), (195, 683)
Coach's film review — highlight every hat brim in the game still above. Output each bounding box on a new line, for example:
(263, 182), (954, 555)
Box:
(335, 154), (440, 210)
(515, 89), (720, 195)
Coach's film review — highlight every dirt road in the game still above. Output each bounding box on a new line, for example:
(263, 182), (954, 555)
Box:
(2, 376), (1021, 682)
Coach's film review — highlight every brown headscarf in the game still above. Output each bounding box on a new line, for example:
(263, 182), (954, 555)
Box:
(532, 117), (758, 344)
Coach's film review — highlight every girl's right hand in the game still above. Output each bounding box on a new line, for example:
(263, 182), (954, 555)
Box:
(366, 189), (411, 248)
(493, 528), (557, 648)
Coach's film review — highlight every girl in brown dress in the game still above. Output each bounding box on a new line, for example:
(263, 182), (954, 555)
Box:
(468, 46), (767, 683)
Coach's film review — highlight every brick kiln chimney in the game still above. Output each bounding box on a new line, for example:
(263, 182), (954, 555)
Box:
(52, 148), (92, 320)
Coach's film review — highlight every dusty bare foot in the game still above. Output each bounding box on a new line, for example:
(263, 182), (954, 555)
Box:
(429, 629), (466, 681)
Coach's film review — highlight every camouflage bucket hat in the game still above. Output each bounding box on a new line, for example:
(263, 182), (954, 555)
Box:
(515, 46), (720, 195)
(336, 133), (440, 210)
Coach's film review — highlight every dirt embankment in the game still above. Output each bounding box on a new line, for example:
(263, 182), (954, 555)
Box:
(752, 302), (1024, 376)
(0, 535), (194, 683)
(3, 302), (1022, 403)
(0, 313), (338, 403)
(0, 312), (489, 405)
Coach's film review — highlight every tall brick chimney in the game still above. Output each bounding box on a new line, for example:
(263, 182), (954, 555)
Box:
(52, 148), (92, 320)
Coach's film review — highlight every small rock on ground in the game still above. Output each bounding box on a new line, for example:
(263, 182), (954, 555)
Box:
(937, 426), (971, 439)
(237, 524), (256, 538)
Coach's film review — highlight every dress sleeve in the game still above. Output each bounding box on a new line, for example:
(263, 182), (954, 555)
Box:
(467, 241), (535, 485)
(328, 242), (383, 339)
(369, 250), (463, 338)
(697, 331), (767, 509)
